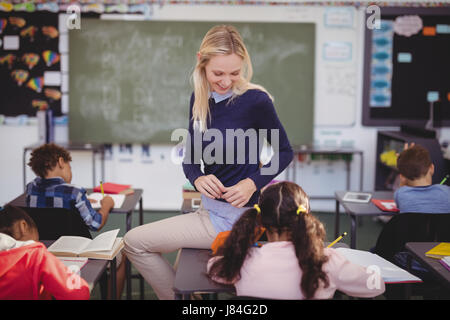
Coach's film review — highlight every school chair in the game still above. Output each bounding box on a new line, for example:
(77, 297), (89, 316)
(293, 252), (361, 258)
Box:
(18, 206), (92, 240)
(373, 212), (450, 299)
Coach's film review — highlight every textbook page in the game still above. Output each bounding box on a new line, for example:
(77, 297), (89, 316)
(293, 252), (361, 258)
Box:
(336, 248), (421, 283)
(82, 229), (119, 253)
(87, 193), (126, 209)
(48, 236), (92, 255)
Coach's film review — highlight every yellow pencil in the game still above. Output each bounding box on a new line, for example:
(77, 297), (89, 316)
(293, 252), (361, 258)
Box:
(100, 181), (104, 198)
(327, 232), (347, 248)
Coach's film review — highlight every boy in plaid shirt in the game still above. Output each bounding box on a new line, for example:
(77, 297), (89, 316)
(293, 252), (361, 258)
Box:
(26, 143), (114, 231)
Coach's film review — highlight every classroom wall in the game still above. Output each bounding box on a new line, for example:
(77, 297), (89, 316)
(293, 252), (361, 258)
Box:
(1, 4), (449, 211)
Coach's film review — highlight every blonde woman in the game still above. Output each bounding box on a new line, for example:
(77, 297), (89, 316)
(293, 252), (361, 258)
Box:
(124, 25), (293, 300)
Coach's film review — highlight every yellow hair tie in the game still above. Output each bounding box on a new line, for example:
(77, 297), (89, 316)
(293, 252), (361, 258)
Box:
(254, 204), (261, 214)
(296, 204), (307, 215)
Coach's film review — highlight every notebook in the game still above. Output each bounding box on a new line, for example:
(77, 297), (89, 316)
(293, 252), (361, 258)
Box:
(439, 257), (450, 272)
(87, 193), (126, 209)
(93, 182), (134, 195)
(336, 248), (422, 283)
(371, 199), (400, 213)
(425, 243), (450, 259)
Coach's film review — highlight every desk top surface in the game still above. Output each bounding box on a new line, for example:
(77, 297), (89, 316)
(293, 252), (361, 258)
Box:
(335, 190), (395, 216)
(173, 248), (234, 295)
(173, 242), (350, 295)
(405, 242), (450, 288)
(292, 146), (363, 154)
(42, 240), (108, 289)
(9, 189), (142, 214)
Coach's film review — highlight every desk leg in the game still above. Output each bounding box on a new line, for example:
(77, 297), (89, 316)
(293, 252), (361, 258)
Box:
(405, 254), (412, 299)
(23, 149), (27, 191)
(350, 216), (357, 249)
(92, 152), (96, 188)
(139, 197), (144, 300)
(111, 258), (117, 300)
(359, 152), (364, 191)
(126, 211), (132, 300)
(334, 200), (340, 239)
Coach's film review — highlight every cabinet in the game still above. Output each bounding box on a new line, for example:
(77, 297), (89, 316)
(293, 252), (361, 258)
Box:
(375, 130), (446, 190)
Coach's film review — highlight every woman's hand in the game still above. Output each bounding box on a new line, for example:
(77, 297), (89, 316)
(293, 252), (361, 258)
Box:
(194, 175), (227, 199)
(222, 178), (257, 208)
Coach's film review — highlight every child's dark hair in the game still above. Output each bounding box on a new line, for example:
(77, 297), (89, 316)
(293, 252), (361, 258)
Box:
(397, 144), (432, 181)
(27, 143), (72, 178)
(208, 181), (329, 299)
(0, 205), (37, 238)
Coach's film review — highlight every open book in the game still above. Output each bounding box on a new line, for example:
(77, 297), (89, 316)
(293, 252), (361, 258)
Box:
(87, 193), (126, 209)
(48, 229), (123, 260)
(336, 248), (422, 283)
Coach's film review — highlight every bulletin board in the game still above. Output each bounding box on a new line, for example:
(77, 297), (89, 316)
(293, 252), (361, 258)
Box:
(0, 12), (62, 117)
(362, 7), (450, 127)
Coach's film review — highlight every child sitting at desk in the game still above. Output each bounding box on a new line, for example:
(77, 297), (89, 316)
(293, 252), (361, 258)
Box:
(0, 205), (90, 299)
(25, 142), (126, 299)
(207, 181), (385, 299)
(395, 144), (450, 213)
(25, 143), (114, 231)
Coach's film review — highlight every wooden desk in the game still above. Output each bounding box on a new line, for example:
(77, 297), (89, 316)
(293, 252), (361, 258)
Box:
(9, 189), (144, 300)
(287, 147), (364, 200)
(405, 242), (450, 290)
(173, 242), (349, 300)
(334, 190), (395, 249)
(23, 142), (105, 190)
(41, 240), (112, 299)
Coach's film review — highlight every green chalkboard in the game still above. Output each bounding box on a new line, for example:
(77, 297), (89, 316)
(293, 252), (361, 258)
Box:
(69, 19), (315, 146)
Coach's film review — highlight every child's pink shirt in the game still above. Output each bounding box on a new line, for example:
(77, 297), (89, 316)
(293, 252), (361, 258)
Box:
(207, 241), (385, 299)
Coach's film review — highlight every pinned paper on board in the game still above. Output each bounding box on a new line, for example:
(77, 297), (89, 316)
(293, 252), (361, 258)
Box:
(22, 53), (40, 69)
(42, 26), (59, 39)
(3, 35), (19, 50)
(397, 52), (412, 63)
(10, 69), (29, 86)
(0, 2), (13, 12)
(20, 25), (38, 41)
(0, 18), (7, 34)
(44, 71), (61, 86)
(427, 91), (439, 103)
(324, 8), (354, 28)
(26, 76), (43, 93)
(44, 88), (62, 101)
(323, 42), (352, 61)
(42, 50), (60, 67)
(32, 99), (49, 110)
(394, 15), (423, 37)
(369, 20), (394, 108)
(0, 53), (16, 69)
(423, 26), (436, 36)
(8, 16), (26, 28)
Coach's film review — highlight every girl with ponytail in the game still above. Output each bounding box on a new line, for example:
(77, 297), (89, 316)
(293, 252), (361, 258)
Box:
(207, 181), (385, 299)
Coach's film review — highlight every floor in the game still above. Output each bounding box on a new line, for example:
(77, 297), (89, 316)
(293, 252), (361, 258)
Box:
(89, 207), (388, 300)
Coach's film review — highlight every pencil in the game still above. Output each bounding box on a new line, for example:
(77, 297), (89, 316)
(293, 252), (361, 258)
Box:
(100, 181), (104, 198)
(327, 232), (347, 248)
(440, 174), (449, 185)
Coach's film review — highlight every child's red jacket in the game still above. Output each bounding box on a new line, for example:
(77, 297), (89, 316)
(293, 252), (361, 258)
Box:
(0, 234), (90, 300)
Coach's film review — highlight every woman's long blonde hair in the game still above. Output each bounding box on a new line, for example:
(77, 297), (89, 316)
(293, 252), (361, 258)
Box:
(191, 25), (273, 132)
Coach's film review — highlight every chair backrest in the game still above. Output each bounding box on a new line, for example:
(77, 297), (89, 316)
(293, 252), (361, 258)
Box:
(18, 207), (92, 240)
(373, 213), (450, 262)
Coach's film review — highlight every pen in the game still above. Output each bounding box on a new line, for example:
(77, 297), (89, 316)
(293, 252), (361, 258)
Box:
(327, 232), (347, 248)
(100, 181), (104, 198)
(440, 174), (449, 185)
